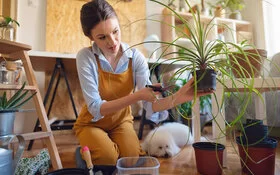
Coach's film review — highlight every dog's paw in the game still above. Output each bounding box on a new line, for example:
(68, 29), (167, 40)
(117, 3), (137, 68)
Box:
(167, 144), (181, 157)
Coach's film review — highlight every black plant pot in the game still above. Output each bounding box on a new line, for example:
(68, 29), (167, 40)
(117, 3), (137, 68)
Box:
(46, 168), (89, 175)
(193, 69), (217, 92)
(243, 119), (268, 144)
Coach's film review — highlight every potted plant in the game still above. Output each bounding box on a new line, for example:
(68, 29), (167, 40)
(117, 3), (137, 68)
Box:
(138, 0), (277, 174)
(0, 15), (20, 41)
(214, 0), (245, 20)
(0, 82), (37, 136)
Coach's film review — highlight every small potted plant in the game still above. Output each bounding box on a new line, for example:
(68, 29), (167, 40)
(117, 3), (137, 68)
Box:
(0, 82), (37, 136)
(0, 15), (20, 41)
(215, 0), (245, 20)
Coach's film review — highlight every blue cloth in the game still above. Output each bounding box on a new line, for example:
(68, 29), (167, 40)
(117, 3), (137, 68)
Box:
(76, 42), (152, 122)
(148, 110), (169, 124)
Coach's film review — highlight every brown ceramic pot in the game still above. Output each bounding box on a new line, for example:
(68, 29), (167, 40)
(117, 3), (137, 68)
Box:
(230, 49), (267, 78)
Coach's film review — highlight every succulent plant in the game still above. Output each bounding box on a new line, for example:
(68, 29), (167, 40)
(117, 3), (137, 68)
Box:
(0, 82), (37, 111)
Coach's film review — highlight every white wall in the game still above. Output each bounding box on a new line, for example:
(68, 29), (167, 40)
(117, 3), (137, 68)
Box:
(262, 0), (280, 57)
(14, 0), (47, 133)
(242, 0), (266, 50)
(16, 0), (46, 50)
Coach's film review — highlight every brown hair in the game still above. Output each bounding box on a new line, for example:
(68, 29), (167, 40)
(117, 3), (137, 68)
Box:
(80, 0), (118, 38)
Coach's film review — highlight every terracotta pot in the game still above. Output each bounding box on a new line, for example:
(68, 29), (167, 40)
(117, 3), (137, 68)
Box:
(236, 136), (278, 175)
(230, 49), (267, 78)
(214, 6), (226, 18)
(193, 142), (225, 175)
(193, 69), (217, 92)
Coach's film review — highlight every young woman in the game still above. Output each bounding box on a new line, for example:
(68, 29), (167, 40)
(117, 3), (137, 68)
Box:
(73, 0), (212, 166)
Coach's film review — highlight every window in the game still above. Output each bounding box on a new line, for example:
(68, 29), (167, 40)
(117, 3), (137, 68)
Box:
(262, 0), (280, 56)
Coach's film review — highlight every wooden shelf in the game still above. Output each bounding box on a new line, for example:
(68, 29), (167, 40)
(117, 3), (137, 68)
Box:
(11, 131), (52, 143)
(0, 85), (37, 90)
(0, 39), (31, 55)
(0, 39), (63, 170)
(218, 77), (280, 92)
(161, 8), (253, 58)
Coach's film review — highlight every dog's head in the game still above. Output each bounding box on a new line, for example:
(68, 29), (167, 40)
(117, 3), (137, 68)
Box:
(142, 130), (181, 158)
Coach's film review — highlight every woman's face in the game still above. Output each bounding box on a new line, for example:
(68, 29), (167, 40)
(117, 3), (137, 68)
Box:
(90, 17), (121, 57)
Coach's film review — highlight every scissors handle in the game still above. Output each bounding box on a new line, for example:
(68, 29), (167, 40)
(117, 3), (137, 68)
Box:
(145, 85), (163, 92)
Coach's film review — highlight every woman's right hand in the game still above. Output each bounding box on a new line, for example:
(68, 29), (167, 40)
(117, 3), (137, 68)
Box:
(136, 84), (161, 103)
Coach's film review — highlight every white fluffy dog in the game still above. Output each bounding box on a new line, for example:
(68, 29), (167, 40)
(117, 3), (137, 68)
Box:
(141, 122), (194, 158)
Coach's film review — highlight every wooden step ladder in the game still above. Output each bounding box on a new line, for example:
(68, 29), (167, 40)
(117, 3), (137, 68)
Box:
(0, 39), (62, 170)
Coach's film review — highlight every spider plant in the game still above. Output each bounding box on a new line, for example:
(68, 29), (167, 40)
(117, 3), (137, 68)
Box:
(140, 0), (276, 141)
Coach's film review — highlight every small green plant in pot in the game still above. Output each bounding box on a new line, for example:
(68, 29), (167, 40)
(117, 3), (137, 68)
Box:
(0, 82), (37, 136)
(226, 0), (245, 20)
(0, 15), (20, 41)
(0, 16), (20, 27)
(214, 0), (245, 20)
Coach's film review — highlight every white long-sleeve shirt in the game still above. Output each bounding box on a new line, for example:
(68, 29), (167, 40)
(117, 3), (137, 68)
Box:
(76, 42), (153, 121)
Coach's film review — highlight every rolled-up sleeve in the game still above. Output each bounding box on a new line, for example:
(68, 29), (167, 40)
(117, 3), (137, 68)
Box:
(76, 48), (105, 121)
(132, 50), (155, 117)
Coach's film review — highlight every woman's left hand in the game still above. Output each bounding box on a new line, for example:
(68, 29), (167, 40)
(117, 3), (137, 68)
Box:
(175, 78), (214, 105)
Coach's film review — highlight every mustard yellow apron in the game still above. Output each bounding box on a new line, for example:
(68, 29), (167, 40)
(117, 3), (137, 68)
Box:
(73, 55), (144, 165)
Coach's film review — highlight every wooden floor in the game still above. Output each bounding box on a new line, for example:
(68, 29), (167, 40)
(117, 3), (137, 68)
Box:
(24, 120), (280, 175)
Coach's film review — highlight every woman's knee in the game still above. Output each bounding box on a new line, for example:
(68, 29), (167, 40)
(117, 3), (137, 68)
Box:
(93, 148), (119, 165)
(119, 145), (140, 157)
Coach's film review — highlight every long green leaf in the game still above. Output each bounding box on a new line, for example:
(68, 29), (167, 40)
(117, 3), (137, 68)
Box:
(6, 90), (29, 109)
(12, 92), (37, 109)
(2, 92), (7, 108)
(5, 82), (26, 107)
